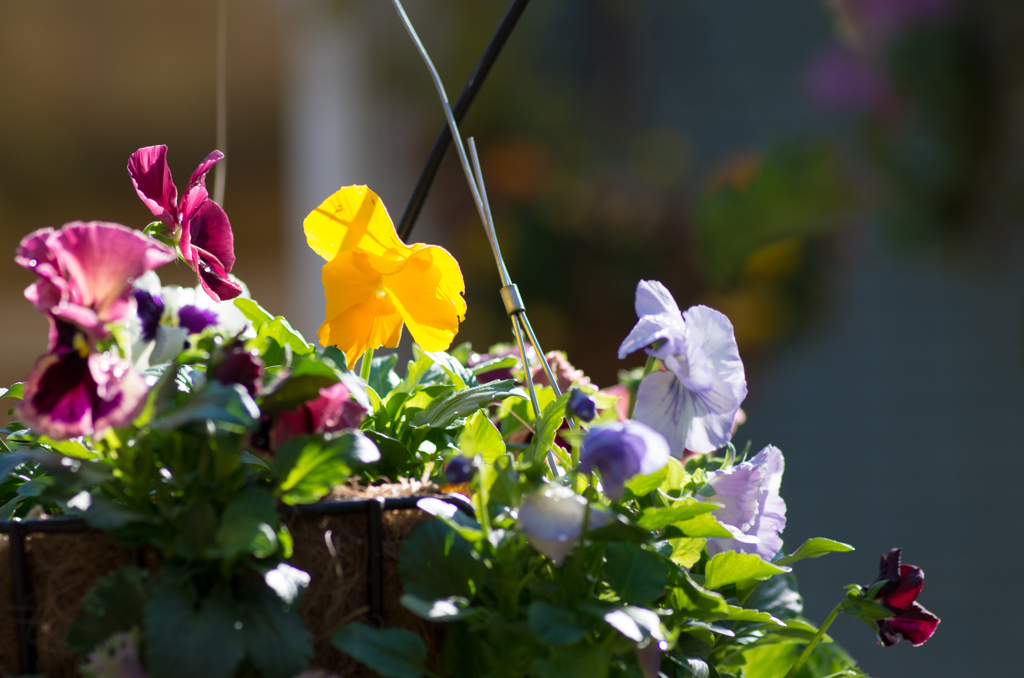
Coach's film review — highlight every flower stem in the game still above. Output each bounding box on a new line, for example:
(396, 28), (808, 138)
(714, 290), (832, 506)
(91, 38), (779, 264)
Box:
(627, 355), (659, 419)
(359, 348), (375, 383)
(784, 600), (844, 678)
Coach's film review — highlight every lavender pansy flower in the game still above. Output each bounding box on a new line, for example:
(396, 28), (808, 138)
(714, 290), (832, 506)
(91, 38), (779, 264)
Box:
(81, 629), (146, 678)
(16, 222), (175, 345)
(518, 485), (610, 565)
(699, 445), (786, 562)
(128, 145), (242, 302)
(579, 421), (670, 501)
(18, 320), (148, 439)
(618, 280), (747, 455)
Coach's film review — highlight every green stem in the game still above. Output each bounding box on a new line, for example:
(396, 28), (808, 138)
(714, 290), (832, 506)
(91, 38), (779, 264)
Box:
(359, 347), (375, 383)
(627, 355), (659, 419)
(784, 600), (844, 678)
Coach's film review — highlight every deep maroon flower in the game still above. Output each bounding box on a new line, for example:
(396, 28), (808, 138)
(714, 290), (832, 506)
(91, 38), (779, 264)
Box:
(210, 342), (265, 396)
(579, 421), (670, 501)
(805, 47), (894, 115)
(17, 222), (175, 345)
(869, 548), (940, 647)
(269, 382), (368, 450)
(18, 320), (148, 439)
(128, 145), (242, 302)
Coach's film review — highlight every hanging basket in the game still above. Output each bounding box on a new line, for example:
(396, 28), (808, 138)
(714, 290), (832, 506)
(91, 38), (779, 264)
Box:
(0, 483), (464, 676)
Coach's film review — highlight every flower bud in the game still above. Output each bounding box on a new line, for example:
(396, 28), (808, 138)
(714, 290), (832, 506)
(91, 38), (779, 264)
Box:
(518, 485), (610, 565)
(579, 421), (670, 501)
(566, 387), (597, 422)
(445, 456), (475, 484)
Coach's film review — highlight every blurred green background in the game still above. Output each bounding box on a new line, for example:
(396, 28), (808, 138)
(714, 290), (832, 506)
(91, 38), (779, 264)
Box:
(2, 0), (1023, 675)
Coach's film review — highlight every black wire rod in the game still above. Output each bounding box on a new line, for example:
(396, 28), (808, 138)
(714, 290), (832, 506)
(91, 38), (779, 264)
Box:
(396, 0), (531, 242)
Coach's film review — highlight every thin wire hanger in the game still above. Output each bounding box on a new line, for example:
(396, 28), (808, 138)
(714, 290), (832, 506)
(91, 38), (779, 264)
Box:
(391, 0), (570, 475)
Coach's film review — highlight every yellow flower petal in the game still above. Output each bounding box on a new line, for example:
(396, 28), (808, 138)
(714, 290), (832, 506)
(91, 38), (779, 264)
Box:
(385, 245), (467, 352)
(304, 185), (411, 262)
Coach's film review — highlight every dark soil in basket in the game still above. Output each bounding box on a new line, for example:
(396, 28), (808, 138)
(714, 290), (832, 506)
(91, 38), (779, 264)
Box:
(0, 480), (443, 677)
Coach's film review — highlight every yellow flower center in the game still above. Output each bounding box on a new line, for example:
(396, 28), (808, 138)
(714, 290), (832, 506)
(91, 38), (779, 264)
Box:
(73, 333), (90, 359)
(375, 289), (388, 299)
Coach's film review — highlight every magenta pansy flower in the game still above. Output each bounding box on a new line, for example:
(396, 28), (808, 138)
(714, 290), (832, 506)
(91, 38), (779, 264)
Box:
(16, 221), (175, 345)
(18, 320), (148, 439)
(128, 145), (242, 302)
(869, 548), (940, 647)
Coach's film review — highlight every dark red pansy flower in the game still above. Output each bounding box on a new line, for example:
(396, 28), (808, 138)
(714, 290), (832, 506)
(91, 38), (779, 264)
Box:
(209, 342), (265, 396)
(869, 548), (940, 647)
(18, 320), (147, 439)
(269, 382), (368, 451)
(128, 145), (242, 302)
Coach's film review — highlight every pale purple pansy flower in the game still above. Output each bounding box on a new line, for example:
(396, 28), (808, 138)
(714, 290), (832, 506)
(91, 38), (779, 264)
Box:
(16, 222), (175, 345)
(128, 145), (242, 302)
(579, 421), (670, 501)
(518, 485), (610, 565)
(700, 445), (787, 562)
(618, 281), (747, 456)
(18, 320), (148, 439)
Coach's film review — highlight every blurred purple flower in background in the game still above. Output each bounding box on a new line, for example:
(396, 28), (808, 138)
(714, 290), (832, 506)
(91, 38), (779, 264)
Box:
(210, 341), (265, 396)
(269, 381), (369, 450)
(869, 547), (940, 646)
(567, 387), (597, 422)
(701, 445), (787, 562)
(842, 0), (958, 43)
(619, 280), (747, 456)
(128, 145), (242, 302)
(518, 485), (610, 565)
(579, 421), (670, 501)
(806, 46), (894, 114)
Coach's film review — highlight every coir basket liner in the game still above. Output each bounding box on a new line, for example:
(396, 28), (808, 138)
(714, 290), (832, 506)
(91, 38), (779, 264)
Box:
(0, 482), (449, 677)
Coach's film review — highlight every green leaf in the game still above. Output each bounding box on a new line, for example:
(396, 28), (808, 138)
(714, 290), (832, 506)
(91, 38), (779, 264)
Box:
(0, 451), (31, 483)
(154, 381), (259, 431)
(259, 363), (339, 415)
(0, 382), (23, 400)
(425, 351), (476, 390)
(255, 317), (315, 363)
(704, 552), (791, 591)
(667, 537), (706, 568)
(143, 580), (245, 678)
(65, 566), (148, 652)
(399, 519), (486, 601)
(412, 380), (527, 428)
(237, 579), (314, 678)
(841, 595), (894, 621)
(214, 487), (278, 559)
(234, 298), (274, 327)
(586, 515), (652, 544)
(458, 410), (505, 463)
(528, 601), (586, 645)
(38, 436), (97, 459)
(84, 495), (151, 531)
(470, 354), (517, 376)
(368, 353), (402, 395)
(605, 542), (670, 606)
(530, 643), (608, 678)
(401, 593), (476, 622)
(774, 538), (854, 566)
(274, 433), (379, 505)
(745, 573), (804, 621)
(668, 574), (729, 616)
(624, 464), (668, 496)
(523, 392), (570, 465)
(333, 623), (428, 678)
(674, 512), (733, 539)
(637, 498), (722, 530)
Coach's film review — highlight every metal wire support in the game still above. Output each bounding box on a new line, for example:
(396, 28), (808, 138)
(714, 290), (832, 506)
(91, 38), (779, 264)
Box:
(213, 0), (228, 206)
(391, 0), (568, 475)
(397, 0), (532, 242)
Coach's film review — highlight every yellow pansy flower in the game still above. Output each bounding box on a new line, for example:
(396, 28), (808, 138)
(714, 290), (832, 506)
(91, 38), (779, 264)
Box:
(304, 185), (466, 369)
